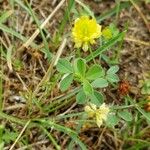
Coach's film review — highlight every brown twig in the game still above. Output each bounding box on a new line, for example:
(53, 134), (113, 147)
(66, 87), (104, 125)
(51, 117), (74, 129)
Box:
(130, 0), (150, 32)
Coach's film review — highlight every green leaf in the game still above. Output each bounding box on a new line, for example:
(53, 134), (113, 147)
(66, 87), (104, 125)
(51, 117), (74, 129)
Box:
(2, 131), (18, 144)
(0, 142), (4, 150)
(74, 58), (86, 77)
(58, 0), (75, 35)
(83, 80), (93, 95)
(109, 23), (119, 37)
(76, 89), (86, 104)
(77, 0), (94, 18)
(90, 91), (104, 106)
(106, 74), (119, 83)
(86, 65), (105, 80)
(91, 78), (108, 88)
(141, 79), (150, 95)
(118, 110), (133, 122)
(85, 32), (125, 62)
(106, 114), (119, 127)
(96, 1), (131, 23)
(60, 74), (73, 92)
(0, 23), (52, 60)
(107, 65), (119, 74)
(127, 96), (150, 122)
(0, 10), (13, 24)
(57, 59), (73, 74)
(39, 119), (87, 150)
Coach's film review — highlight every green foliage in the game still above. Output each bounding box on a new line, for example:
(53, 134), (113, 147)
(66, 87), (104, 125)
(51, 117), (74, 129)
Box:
(74, 58), (86, 77)
(57, 59), (73, 74)
(1, 128), (18, 144)
(86, 65), (104, 80)
(102, 28), (112, 40)
(107, 65), (119, 74)
(106, 74), (120, 83)
(145, 0), (150, 3)
(141, 79), (150, 95)
(106, 113), (119, 127)
(118, 110), (133, 122)
(102, 24), (119, 41)
(60, 74), (73, 92)
(76, 89), (87, 104)
(90, 91), (104, 106)
(0, 142), (4, 150)
(13, 59), (23, 71)
(0, 10), (13, 24)
(92, 78), (108, 88)
(57, 57), (119, 104)
(83, 80), (93, 95)
(106, 66), (120, 83)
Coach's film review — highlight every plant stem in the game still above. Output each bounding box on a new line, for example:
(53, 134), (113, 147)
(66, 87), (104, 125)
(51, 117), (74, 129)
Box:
(89, 46), (96, 64)
(0, 111), (26, 125)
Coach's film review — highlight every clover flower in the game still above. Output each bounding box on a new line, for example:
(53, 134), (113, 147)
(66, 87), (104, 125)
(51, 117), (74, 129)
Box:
(72, 16), (102, 51)
(85, 103), (109, 127)
(102, 27), (112, 40)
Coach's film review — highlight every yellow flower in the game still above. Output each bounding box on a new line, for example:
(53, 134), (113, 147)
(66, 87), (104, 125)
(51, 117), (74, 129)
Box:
(102, 27), (112, 40)
(72, 16), (102, 52)
(85, 103), (109, 127)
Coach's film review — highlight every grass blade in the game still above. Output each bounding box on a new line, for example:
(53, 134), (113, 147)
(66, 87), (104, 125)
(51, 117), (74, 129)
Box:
(38, 119), (87, 150)
(59, 0), (75, 35)
(25, 0), (51, 59)
(96, 1), (131, 23)
(0, 24), (52, 59)
(0, 10), (13, 24)
(127, 96), (150, 122)
(86, 31), (125, 62)
(39, 125), (61, 150)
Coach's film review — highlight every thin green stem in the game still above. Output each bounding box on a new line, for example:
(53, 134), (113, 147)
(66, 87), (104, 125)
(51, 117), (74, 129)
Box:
(125, 138), (150, 145)
(115, 0), (120, 24)
(56, 112), (85, 120)
(38, 125), (61, 150)
(0, 111), (26, 125)
(111, 105), (135, 110)
(89, 46), (96, 64)
(0, 45), (3, 111)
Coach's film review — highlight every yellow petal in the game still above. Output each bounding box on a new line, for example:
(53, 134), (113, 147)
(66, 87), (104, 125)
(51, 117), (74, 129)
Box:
(96, 114), (103, 127)
(72, 15), (102, 51)
(75, 41), (82, 48)
(100, 103), (110, 115)
(82, 42), (89, 52)
(84, 105), (95, 117)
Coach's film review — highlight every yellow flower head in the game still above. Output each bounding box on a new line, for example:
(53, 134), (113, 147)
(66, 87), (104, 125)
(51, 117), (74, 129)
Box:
(85, 103), (109, 127)
(72, 16), (102, 51)
(102, 27), (112, 40)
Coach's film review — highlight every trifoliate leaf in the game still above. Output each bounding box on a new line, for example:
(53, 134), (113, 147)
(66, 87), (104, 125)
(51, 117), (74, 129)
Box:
(90, 91), (104, 106)
(60, 74), (73, 91)
(83, 80), (93, 95)
(57, 59), (73, 73)
(74, 58), (86, 77)
(92, 78), (108, 88)
(106, 74), (119, 83)
(86, 64), (105, 80)
(118, 110), (133, 122)
(106, 113), (119, 127)
(76, 89), (86, 104)
(107, 65), (119, 75)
